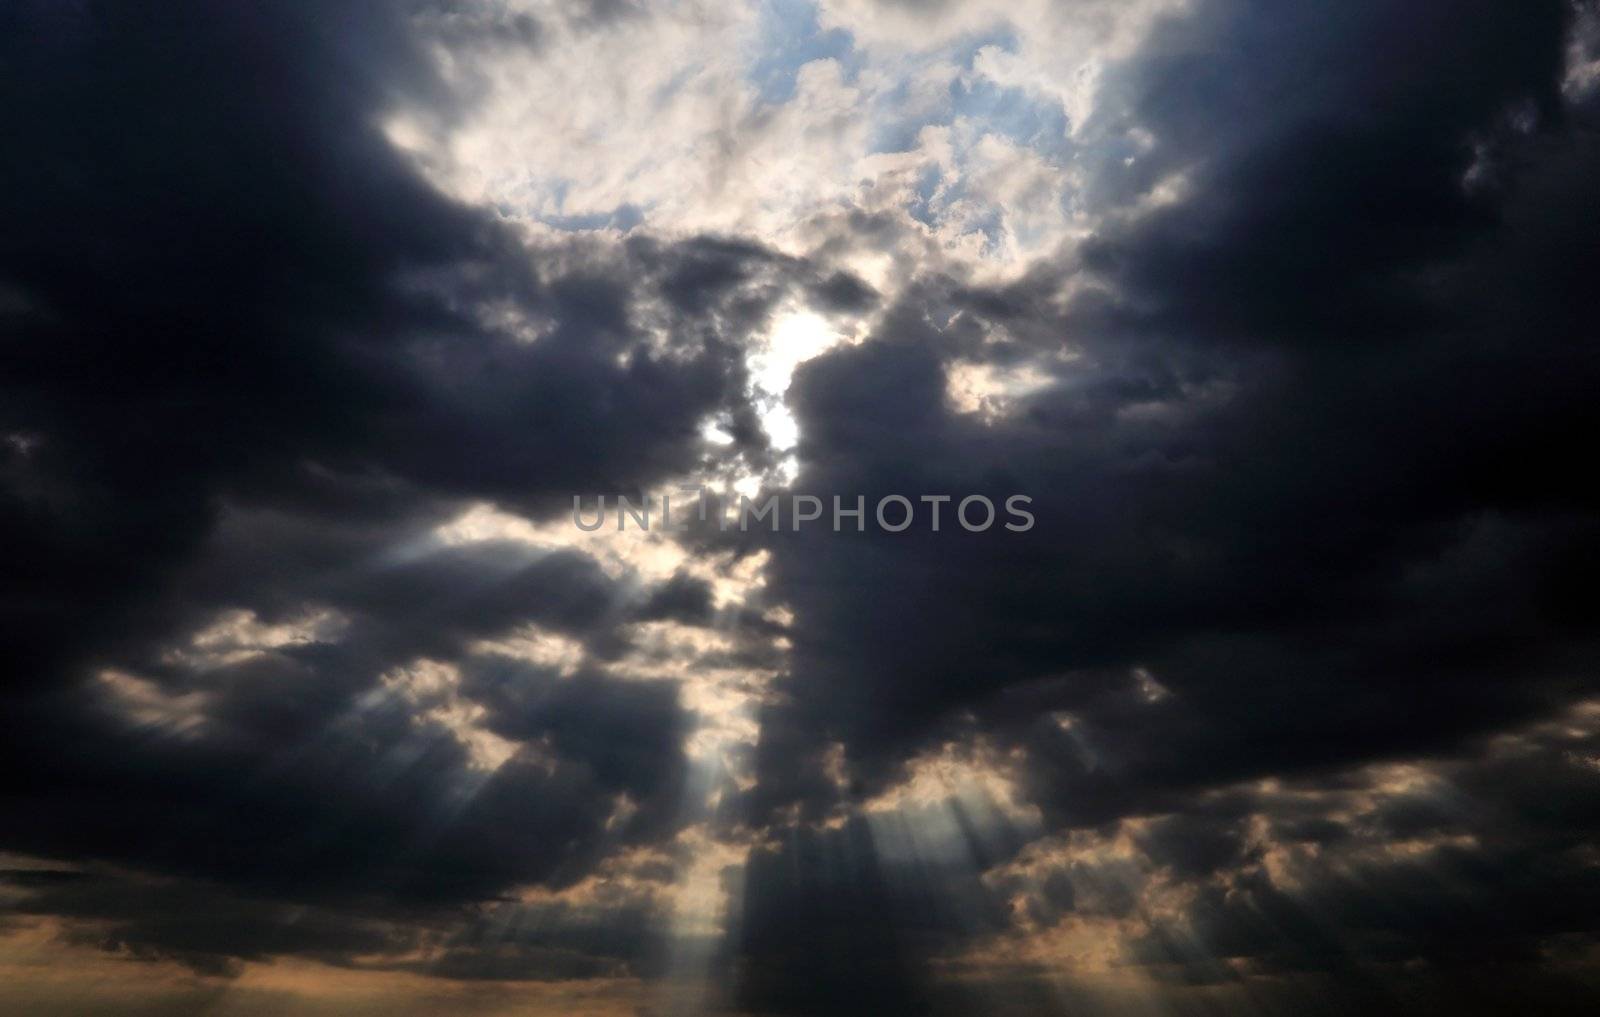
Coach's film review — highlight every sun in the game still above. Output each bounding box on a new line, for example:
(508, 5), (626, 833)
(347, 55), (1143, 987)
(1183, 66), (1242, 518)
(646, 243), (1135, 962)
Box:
(747, 310), (856, 480)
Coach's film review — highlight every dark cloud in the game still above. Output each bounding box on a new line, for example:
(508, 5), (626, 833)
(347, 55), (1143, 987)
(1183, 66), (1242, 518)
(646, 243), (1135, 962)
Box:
(633, 570), (717, 625)
(730, 0), (1600, 1010)
(4, 0), (1600, 1012)
(735, 814), (1011, 1016)
(0, 0), (770, 982)
(751, 0), (1600, 807)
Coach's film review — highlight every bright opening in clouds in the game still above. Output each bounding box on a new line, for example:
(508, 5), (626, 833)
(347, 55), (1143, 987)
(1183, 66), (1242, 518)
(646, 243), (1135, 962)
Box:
(5, 2), (1600, 1015)
(752, 310), (852, 458)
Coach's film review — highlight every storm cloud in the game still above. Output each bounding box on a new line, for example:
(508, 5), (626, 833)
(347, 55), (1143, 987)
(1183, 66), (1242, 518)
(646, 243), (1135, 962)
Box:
(4, 1), (1600, 1014)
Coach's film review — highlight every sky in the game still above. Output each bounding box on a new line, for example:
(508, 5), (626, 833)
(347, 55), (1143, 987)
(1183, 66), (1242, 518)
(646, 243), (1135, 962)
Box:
(3, 1), (1600, 1014)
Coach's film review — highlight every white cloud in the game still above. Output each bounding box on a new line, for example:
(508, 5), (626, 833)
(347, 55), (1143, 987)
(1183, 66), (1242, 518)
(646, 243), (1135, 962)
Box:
(386, 0), (1182, 292)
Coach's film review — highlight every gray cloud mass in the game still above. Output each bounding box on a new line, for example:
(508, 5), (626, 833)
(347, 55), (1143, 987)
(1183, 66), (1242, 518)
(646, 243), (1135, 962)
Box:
(4, 1), (1600, 1014)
